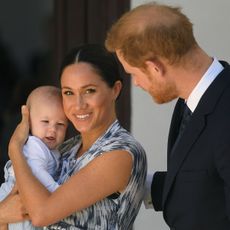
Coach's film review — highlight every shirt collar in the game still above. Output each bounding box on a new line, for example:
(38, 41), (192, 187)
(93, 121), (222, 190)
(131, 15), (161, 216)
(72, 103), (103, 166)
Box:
(187, 57), (224, 112)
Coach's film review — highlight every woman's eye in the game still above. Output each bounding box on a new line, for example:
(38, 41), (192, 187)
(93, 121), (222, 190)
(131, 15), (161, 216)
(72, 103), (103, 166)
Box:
(63, 90), (73, 96)
(85, 88), (96, 94)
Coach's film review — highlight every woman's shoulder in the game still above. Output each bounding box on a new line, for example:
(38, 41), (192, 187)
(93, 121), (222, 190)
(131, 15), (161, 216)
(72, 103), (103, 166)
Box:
(100, 121), (146, 157)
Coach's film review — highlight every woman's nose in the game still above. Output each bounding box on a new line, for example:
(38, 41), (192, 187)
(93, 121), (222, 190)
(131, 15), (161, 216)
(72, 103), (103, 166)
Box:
(76, 95), (86, 109)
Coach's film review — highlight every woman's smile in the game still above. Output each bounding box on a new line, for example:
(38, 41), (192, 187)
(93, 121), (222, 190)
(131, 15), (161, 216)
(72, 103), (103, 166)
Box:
(75, 113), (90, 120)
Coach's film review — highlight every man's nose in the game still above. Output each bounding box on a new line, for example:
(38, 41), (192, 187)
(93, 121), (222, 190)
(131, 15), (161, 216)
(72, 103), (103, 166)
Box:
(132, 77), (139, 87)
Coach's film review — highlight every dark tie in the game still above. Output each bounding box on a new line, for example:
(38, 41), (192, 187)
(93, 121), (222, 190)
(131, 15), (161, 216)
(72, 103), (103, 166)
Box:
(178, 103), (192, 137)
(171, 103), (192, 157)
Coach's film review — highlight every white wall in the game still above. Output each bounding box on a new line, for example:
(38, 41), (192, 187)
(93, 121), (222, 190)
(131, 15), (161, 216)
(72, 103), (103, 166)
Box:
(131, 1), (230, 229)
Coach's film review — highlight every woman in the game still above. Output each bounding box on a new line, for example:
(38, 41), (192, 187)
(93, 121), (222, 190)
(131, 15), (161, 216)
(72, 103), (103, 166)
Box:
(1, 44), (147, 229)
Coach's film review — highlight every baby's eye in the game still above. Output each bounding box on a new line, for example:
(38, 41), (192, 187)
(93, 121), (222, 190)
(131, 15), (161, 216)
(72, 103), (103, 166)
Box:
(85, 88), (96, 94)
(57, 122), (65, 126)
(41, 120), (49, 123)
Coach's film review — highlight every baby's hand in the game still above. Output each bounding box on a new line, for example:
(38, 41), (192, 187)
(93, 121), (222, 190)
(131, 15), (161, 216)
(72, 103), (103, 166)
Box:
(8, 105), (30, 158)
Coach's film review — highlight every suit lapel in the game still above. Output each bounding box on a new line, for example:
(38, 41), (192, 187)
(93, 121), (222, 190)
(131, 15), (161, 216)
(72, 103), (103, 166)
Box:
(163, 61), (230, 207)
(163, 112), (205, 206)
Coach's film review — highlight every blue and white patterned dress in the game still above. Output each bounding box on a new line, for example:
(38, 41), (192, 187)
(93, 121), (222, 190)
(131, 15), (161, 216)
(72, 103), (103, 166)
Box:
(45, 120), (147, 230)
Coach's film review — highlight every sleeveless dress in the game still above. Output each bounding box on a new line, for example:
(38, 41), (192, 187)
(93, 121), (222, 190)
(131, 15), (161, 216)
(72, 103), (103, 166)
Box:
(45, 120), (147, 230)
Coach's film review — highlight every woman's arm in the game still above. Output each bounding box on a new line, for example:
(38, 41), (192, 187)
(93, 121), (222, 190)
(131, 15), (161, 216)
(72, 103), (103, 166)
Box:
(9, 106), (133, 227)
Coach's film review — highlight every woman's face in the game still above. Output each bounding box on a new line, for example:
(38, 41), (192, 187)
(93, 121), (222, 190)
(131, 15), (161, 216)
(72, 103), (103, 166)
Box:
(61, 62), (121, 137)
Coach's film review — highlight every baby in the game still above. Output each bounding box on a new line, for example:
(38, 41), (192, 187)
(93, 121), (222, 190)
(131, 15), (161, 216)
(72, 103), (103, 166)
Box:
(0, 86), (68, 230)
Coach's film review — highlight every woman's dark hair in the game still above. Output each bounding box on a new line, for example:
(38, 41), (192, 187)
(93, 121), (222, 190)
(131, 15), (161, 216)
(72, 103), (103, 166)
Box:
(60, 44), (123, 88)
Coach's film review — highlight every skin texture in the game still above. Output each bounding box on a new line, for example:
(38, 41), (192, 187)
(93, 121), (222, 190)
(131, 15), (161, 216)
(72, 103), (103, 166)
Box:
(26, 86), (68, 150)
(116, 51), (179, 104)
(29, 96), (67, 150)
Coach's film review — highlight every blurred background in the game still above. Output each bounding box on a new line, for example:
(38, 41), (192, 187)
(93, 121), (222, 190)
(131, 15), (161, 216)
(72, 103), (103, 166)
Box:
(0, 0), (131, 184)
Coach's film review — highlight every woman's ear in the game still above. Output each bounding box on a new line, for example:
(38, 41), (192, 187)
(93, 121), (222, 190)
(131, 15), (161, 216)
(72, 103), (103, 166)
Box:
(113, 80), (122, 100)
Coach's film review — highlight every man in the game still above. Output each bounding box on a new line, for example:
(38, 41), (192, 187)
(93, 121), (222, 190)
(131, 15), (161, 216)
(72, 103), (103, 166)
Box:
(105, 2), (230, 230)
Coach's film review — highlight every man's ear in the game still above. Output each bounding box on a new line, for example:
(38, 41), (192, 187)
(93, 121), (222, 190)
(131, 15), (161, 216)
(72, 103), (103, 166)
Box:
(145, 59), (165, 76)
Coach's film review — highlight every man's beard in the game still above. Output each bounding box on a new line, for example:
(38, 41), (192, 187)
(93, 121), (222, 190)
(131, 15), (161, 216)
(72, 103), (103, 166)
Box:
(149, 81), (178, 104)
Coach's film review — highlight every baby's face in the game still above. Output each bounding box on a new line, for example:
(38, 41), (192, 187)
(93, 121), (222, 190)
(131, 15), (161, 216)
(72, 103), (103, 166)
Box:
(30, 101), (68, 149)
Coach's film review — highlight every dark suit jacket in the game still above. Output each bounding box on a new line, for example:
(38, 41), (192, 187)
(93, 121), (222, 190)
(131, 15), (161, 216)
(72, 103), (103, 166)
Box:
(151, 61), (230, 230)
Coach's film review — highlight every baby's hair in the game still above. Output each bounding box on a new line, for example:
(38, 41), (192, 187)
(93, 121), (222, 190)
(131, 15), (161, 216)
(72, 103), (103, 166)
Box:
(26, 85), (62, 110)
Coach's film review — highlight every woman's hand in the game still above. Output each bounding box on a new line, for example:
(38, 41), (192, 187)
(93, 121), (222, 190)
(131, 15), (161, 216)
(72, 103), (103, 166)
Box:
(0, 185), (29, 224)
(8, 105), (30, 159)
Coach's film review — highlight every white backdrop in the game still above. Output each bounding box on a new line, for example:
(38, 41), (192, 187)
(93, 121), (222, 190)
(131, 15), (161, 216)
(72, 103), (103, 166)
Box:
(131, 1), (230, 229)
